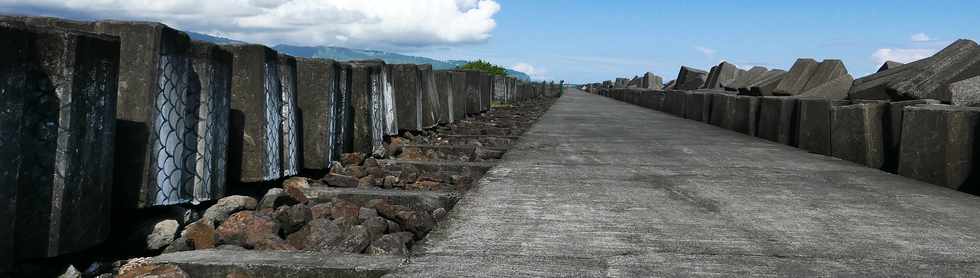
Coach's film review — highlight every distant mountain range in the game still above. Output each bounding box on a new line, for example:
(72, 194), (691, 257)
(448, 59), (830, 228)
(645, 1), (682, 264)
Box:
(188, 32), (531, 81)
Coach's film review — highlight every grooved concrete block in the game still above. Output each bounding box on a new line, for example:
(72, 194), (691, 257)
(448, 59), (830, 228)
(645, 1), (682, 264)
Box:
(392, 64), (421, 131)
(664, 90), (688, 117)
(482, 74), (493, 111)
(726, 66), (768, 91)
(348, 60), (388, 157)
(797, 74), (853, 99)
(381, 64), (397, 136)
(296, 58), (340, 171)
(850, 40), (979, 101)
(702, 62), (738, 89)
(831, 102), (887, 168)
(223, 44), (284, 183)
(951, 76), (980, 107)
(709, 92), (738, 130)
(774, 59), (819, 96)
(802, 60), (849, 92)
(1, 22), (119, 261)
(684, 92), (710, 121)
(797, 99), (849, 155)
(877, 61), (904, 73)
(189, 41), (232, 202)
(675, 66), (708, 90)
(757, 97), (799, 145)
(733, 96), (761, 136)
(883, 99), (942, 172)
(643, 72), (664, 90)
(418, 64), (439, 128)
(278, 54), (300, 176)
(463, 71), (482, 114)
(898, 105), (980, 190)
(451, 71), (467, 120)
(746, 70), (787, 96)
(436, 71), (455, 123)
(333, 63), (354, 155)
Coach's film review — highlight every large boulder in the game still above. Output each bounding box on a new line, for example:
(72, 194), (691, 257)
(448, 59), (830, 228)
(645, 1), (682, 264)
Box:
(202, 196), (258, 227)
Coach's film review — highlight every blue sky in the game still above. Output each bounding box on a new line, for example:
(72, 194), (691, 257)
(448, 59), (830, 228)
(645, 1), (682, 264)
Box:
(3, 1), (979, 83)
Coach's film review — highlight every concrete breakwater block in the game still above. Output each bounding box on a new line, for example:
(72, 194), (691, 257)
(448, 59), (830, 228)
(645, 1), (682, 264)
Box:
(725, 66), (768, 91)
(296, 58), (341, 171)
(709, 92), (737, 130)
(878, 61), (903, 73)
(951, 75), (980, 107)
(850, 39), (980, 102)
(278, 54), (300, 176)
(883, 99), (941, 172)
(899, 105), (980, 190)
(381, 64), (397, 136)
(664, 90), (688, 117)
(643, 72), (664, 90)
(1, 22), (119, 262)
(463, 71), (482, 115)
(756, 96), (799, 145)
(493, 75), (507, 102)
(418, 64), (440, 128)
(392, 64), (421, 131)
(684, 91), (711, 122)
(745, 70), (787, 96)
(674, 66), (708, 90)
(797, 98), (849, 156)
(774, 58), (819, 96)
(733, 96), (761, 135)
(223, 44), (284, 183)
(796, 74), (853, 99)
(189, 41), (232, 202)
(436, 71), (456, 123)
(831, 102), (887, 168)
(801, 59), (848, 93)
(348, 60), (388, 157)
(702, 62), (739, 90)
(448, 71), (465, 119)
(481, 74), (493, 111)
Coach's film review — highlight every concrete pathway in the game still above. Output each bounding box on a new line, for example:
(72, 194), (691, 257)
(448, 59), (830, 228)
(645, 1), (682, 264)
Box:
(388, 89), (980, 277)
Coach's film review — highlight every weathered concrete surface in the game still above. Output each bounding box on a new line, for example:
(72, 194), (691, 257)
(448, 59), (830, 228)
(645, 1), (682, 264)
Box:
(774, 58), (819, 96)
(296, 58), (339, 171)
(663, 90), (688, 117)
(349, 60), (388, 157)
(418, 64), (439, 128)
(1, 22), (119, 262)
(674, 66), (708, 90)
(223, 44), (283, 183)
(884, 99), (941, 172)
(154, 250), (404, 277)
(801, 59), (849, 93)
(450, 71), (467, 120)
(278, 54), (301, 176)
(831, 102), (887, 169)
(745, 70), (787, 96)
(435, 71), (456, 123)
(642, 72), (663, 90)
(393, 64), (421, 131)
(849, 40), (979, 101)
(702, 62), (739, 90)
(708, 92), (737, 129)
(733, 95), (760, 135)
(726, 66), (768, 91)
(388, 89), (980, 277)
(899, 105), (980, 190)
(951, 75), (980, 107)
(756, 96), (798, 146)
(797, 98), (849, 156)
(189, 41), (232, 202)
(684, 91), (711, 122)
(796, 74), (853, 99)
(878, 61), (903, 73)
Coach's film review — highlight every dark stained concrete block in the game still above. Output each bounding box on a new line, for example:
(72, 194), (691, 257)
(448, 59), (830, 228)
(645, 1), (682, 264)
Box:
(774, 58), (819, 96)
(493, 75), (507, 103)
(1, 22), (119, 263)
(831, 102), (887, 168)
(898, 105), (980, 190)
(451, 71), (467, 120)
(278, 54), (300, 176)
(296, 58), (340, 171)
(801, 60), (848, 93)
(684, 92), (709, 121)
(223, 44), (284, 183)
(664, 90), (688, 117)
(883, 99), (941, 172)
(709, 92), (738, 130)
(642, 72), (664, 90)
(334, 63), (354, 156)
(877, 61), (903, 73)
(745, 70), (786, 96)
(951, 75), (980, 107)
(348, 60), (388, 157)
(481, 74), (493, 111)
(797, 98), (849, 156)
(464, 71), (482, 114)
(726, 66), (768, 91)
(702, 62), (738, 90)
(674, 66), (708, 90)
(392, 64), (421, 131)
(381, 64), (397, 136)
(796, 74), (853, 99)
(757, 96), (799, 145)
(189, 41), (232, 202)
(418, 64), (439, 128)
(850, 40), (979, 101)
(436, 71), (456, 123)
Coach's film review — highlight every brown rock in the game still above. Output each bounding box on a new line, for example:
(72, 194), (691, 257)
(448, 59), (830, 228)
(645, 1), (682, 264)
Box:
(341, 153), (366, 166)
(383, 176), (398, 188)
(274, 204), (312, 235)
(310, 203), (332, 219)
(283, 185), (309, 204)
(301, 219), (345, 251)
(331, 199), (361, 220)
(365, 232), (414, 256)
(396, 210), (435, 239)
(216, 211), (285, 249)
(366, 166), (385, 179)
(328, 161), (350, 176)
(358, 176), (375, 188)
(258, 188), (296, 210)
(202, 196), (258, 227)
(334, 225), (372, 253)
(182, 220), (217, 250)
(348, 166), (367, 178)
(322, 174), (359, 188)
(117, 259), (189, 278)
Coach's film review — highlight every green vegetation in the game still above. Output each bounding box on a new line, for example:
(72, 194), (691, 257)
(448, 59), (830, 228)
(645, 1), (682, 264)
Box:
(458, 60), (508, 76)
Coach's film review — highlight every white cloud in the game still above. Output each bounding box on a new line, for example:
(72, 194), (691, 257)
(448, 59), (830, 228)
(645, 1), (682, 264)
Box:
(0, 0), (501, 47)
(511, 62), (547, 80)
(695, 46), (716, 57)
(871, 48), (935, 65)
(910, 32), (931, 42)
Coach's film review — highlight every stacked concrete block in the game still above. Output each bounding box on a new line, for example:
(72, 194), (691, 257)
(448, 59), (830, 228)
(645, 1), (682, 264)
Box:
(831, 102), (887, 168)
(796, 98), (849, 156)
(664, 90), (688, 117)
(451, 71), (467, 120)
(615, 78), (628, 88)
(418, 64), (440, 128)
(877, 61), (903, 73)
(702, 62), (739, 90)
(393, 64), (422, 131)
(380, 64), (397, 136)
(278, 54), (300, 176)
(850, 39), (980, 102)
(733, 96), (761, 135)
(899, 105), (980, 190)
(725, 66), (768, 91)
(951, 76), (980, 106)
(642, 72), (664, 90)
(493, 75), (506, 103)
(773, 59), (820, 96)
(709, 92), (738, 130)
(674, 66), (708, 90)
(745, 70), (787, 96)
(333, 63), (354, 156)
(684, 91), (713, 122)
(296, 58), (341, 171)
(463, 71), (482, 114)
(435, 71), (455, 123)
(223, 44), (284, 183)
(884, 99), (941, 171)
(757, 97), (799, 145)
(796, 74), (853, 99)
(189, 41), (232, 202)
(1, 22), (119, 262)
(348, 60), (388, 157)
